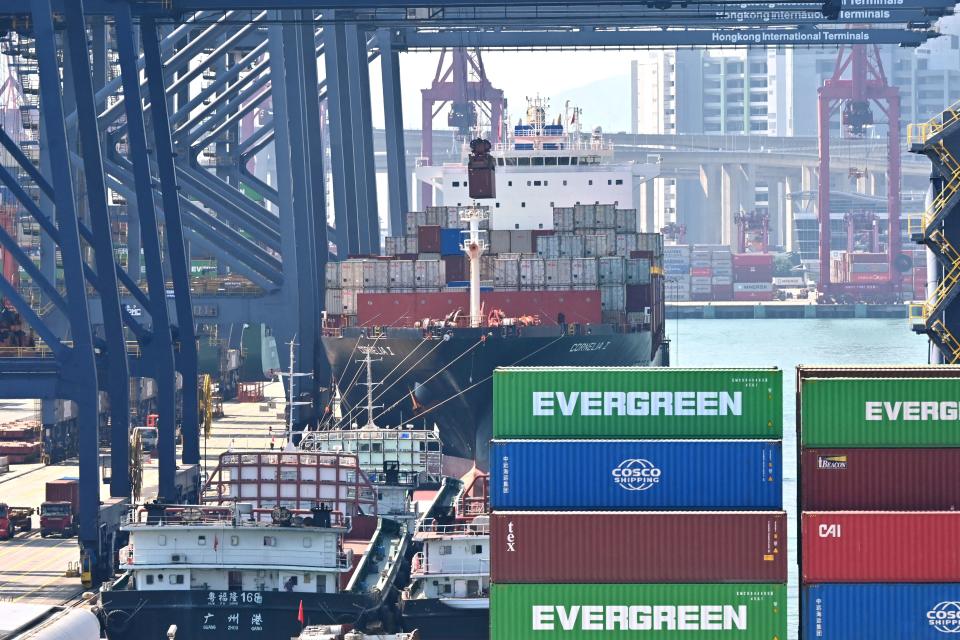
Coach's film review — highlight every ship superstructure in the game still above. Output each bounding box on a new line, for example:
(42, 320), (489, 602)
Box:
(415, 97), (660, 230)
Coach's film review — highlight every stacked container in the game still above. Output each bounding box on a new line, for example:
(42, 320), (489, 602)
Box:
(733, 253), (774, 301)
(490, 367), (786, 639)
(798, 366), (960, 638)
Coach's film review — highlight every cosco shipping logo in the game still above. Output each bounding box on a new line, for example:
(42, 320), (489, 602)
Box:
(928, 602), (960, 633)
(612, 459), (661, 491)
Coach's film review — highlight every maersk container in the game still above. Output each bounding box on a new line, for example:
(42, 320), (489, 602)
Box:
(491, 439), (782, 510)
(493, 367), (782, 439)
(802, 583), (960, 639)
(490, 511), (787, 584)
(800, 376), (960, 447)
(802, 512), (960, 582)
(491, 583), (787, 640)
(801, 448), (960, 510)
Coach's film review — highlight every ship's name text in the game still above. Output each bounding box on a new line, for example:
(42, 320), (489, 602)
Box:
(532, 391), (742, 417)
(532, 605), (748, 631)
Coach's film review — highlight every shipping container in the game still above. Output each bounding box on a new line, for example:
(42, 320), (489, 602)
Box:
(571, 258), (598, 286)
(626, 258), (651, 285)
(493, 367), (782, 438)
(491, 439), (782, 510)
(491, 583), (787, 640)
(802, 511), (960, 582)
(442, 255), (466, 283)
(357, 290), (601, 327)
(490, 511), (787, 583)
(324, 262), (340, 289)
(584, 234), (609, 258)
(800, 377), (960, 447)
(598, 256), (625, 284)
(537, 234), (561, 259)
(494, 258), (520, 289)
(600, 285), (626, 312)
(519, 258), (546, 288)
(801, 448), (960, 510)
(417, 225), (441, 253)
(615, 209), (638, 233)
(439, 228), (462, 256)
(388, 260), (414, 289)
(553, 207), (575, 232)
(511, 230), (533, 253)
(802, 583), (960, 639)
(324, 288), (342, 315)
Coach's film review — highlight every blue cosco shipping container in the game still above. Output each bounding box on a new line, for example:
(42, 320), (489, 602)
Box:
(803, 583), (960, 638)
(440, 228), (462, 256)
(491, 439), (781, 510)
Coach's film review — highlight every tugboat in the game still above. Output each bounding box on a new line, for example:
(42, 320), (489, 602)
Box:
(399, 468), (490, 639)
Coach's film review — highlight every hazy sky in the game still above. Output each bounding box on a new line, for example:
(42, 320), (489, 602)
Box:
(368, 50), (635, 134)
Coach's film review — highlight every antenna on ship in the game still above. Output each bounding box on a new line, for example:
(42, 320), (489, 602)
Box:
(356, 346), (383, 428)
(461, 205), (489, 328)
(277, 337), (313, 450)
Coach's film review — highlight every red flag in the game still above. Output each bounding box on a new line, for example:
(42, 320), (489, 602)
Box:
(297, 600), (304, 625)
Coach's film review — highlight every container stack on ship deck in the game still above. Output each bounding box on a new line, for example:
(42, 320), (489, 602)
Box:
(487, 367), (787, 638)
(798, 367), (960, 638)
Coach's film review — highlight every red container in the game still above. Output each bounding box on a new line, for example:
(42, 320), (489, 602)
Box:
(442, 255), (466, 283)
(357, 290), (602, 327)
(712, 284), (734, 300)
(491, 511), (787, 583)
(733, 253), (774, 267)
(0, 425), (39, 441)
(417, 225), (442, 253)
(801, 449), (960, 511)
(0, 441), (42, 463)
(691, 267), (712, 277)
(802, 512), (960, 583)
(45, 479), (80, 507)
(733, 291), (774, 301)
(849, 271), (889, 283)
(733, 265), (774, 283)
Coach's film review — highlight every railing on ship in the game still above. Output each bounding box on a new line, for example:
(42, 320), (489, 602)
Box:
(323, 317), (653, 338)
(410, 551), (489, 577)
(124, 504), (349, 530)
(415, 519), (490, 537)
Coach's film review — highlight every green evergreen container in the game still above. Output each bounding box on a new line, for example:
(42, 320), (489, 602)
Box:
(493, 367), (781, 439)
(490, 583), (787, 639)
(801, 377), (960, 447)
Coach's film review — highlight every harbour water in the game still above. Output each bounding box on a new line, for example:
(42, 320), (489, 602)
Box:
(666, 318), (928, 639)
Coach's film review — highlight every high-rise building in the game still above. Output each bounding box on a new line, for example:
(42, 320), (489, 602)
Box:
(631, 31), (960, 247)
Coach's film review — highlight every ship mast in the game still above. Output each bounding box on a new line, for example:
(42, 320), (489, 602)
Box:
(461, 206), (489, 328)
(278, 338), (312, 449)
(357, 347), (382, 428)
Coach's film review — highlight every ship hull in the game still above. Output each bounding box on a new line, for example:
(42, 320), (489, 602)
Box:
(321, 326), (666, 468)
(100, 584), (395, 640)
(400, 597), (488, 640)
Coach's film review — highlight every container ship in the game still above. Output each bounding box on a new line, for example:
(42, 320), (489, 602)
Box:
(320, 99), (668, 468)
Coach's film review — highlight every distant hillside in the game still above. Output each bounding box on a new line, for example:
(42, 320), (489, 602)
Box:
(559, 74), (632, 134)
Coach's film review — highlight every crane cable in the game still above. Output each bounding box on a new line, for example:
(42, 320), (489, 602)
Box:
(408, 332), (568, 422)
(373, 336), (486, 424)
(328, 335), (435, 429)
(333, 335), (447, 429)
